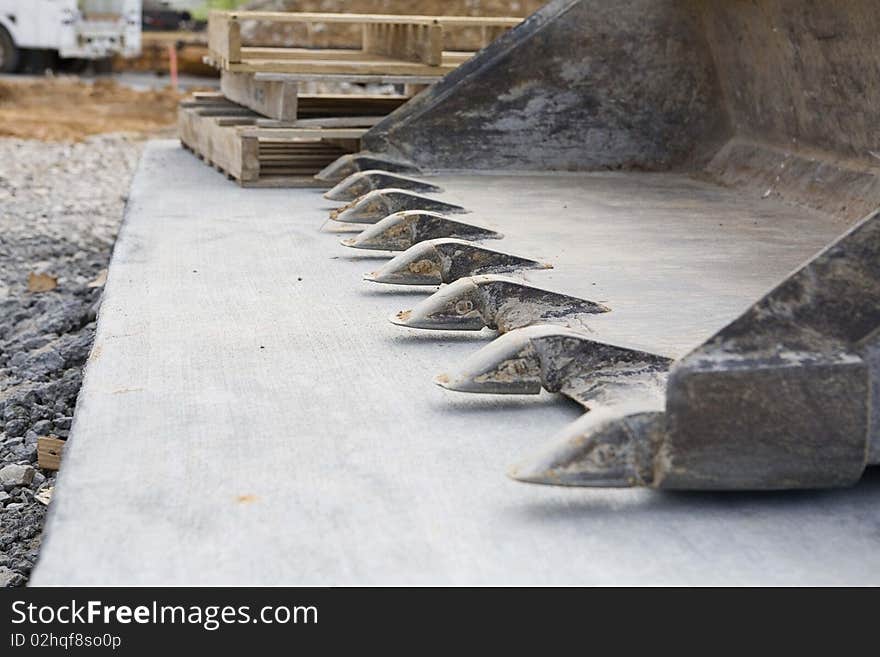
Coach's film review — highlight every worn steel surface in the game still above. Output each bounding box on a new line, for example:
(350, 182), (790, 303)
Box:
(512, 210), (880, 491)
(361, 1), (880, 222)
(339, 210), (501, 250)
(330, 190), (468, 223)
(390, 276), (609, 332)
(33, 142), (880, 585)
(324, 170), (442, 202)
(365, 239), (551, 285)
(314, 151), (420, 183)
(365, 0), (725, 171)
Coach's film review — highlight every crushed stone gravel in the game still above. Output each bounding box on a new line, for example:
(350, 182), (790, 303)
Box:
(0, 134), (144, 586)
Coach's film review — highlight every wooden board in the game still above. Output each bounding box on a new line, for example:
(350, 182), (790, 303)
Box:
(221, 70), (299, 122)
(256, 116), (383, 128)
(362, 22), (443, 66)
(37, 436), (65, 471)
(216, 74), (407, 121)
(222, 11), (522, 27)
(225, 56), (459, 76)
(208, 12), (241, 65)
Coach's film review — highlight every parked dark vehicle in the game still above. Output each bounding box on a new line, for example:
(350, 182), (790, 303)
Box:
(142, 0), (193, 31)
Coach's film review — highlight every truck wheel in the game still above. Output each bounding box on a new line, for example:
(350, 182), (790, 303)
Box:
(0, 25), (19, 73)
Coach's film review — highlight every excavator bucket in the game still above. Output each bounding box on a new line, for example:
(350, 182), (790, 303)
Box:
(319, 0), (880, 490)
(32, 0), (880, 589)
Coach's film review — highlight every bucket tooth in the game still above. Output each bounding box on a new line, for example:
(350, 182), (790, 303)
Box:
(330, 189), (469, 224)
(509, 210), (880, 491)
(324, 170), (443, 201)
(509, 407), (666, 488)
(391, 278), (487, 330)
(436, 325), (672, 406)
(390, 276), (609, 333)
(435, 328), (545, 394)
(365, 238), (552, 285)
(314, 151), (420, 183)
(340, 211), (502, 252)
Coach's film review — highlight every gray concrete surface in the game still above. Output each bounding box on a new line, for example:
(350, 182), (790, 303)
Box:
(33, 141), (880, 585)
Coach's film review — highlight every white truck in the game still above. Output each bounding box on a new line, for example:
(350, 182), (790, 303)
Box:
(0, 0), (142, 72)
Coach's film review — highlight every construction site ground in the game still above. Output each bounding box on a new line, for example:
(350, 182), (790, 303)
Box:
(0, 75), (193, 142)
(31, 141), (880, 586)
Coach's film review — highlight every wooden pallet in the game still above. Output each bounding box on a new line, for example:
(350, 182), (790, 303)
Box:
(178, 95), (364, 187)
(206, 11), (520, 76)
(219, 70), (408, 121)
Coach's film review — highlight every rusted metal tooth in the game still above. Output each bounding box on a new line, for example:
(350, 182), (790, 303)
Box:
(435, 325), (672, 403)
(340, 211), (502, 251)
(390, 276), (609, 332)
(508, 406), (666, 488)
(314, 151), (420, 184)
(329, 189), (469, 224)
(364, 239), (552, 285)
(324, 170), (443, 202)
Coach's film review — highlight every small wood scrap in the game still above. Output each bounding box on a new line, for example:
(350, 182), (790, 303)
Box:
(87, 269), (108, 288)
(27, 272), (58, 293)
(38, 436), (66, 471)
(35, 487), (54, 506)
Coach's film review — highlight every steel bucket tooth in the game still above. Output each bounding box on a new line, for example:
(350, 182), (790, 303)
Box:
(390, 276), (609, 332)
(340, 211), (502, 251)
(314, 152), (420, 184)
(509, 406), (666, 488)
(364, 239), (552, 285)
(324, 170), (443, 201)
(435, 325), (672, 404)
(329, 189), (469, 224)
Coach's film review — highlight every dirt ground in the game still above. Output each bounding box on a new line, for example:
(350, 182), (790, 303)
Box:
(0, 77), (184, 142)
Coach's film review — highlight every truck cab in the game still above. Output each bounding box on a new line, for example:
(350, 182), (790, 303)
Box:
(0, 0), (141, 72)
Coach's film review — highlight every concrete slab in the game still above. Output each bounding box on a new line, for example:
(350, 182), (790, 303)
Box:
(33, 141), (880, 585)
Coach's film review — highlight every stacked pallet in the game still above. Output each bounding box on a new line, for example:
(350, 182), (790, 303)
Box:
(178, 11), (522, 187)
(204, 11), (521, 76)
(179, 93), (376, 187)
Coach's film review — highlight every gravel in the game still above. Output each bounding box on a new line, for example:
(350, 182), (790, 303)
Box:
(0, 134), (143, 586)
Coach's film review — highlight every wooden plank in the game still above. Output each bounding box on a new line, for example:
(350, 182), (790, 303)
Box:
(207, 12), (241, 65)
(241, 127), (367, 139)
(240, 47), (471, 66)
(223, 11), (522, 28)
(362, 21), (443, 66)
(241, 47), (395, 62)
(296, 94), (406, 117)
(191, 91), (226, 101)
(241, 176), (327, 188)
(254, 72), (442, 84)
(38, 436), (65, 471)
(221, 70), (299, 121)
(228, 58), (458, 76)
(256, 116), (383, 128)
